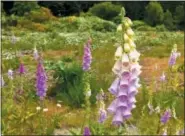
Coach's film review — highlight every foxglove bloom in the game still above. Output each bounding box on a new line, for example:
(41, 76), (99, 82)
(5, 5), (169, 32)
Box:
(8, 69), (13, 80)
(168, 45), (181, 66)
(98, 109), (107, 123)
(160, 109), (171, 124)
(19, 63), (25, 74)
(82, 39), (92, 71)
(107, 16), (141, 125)
(36, 60), (47, 100)
(83, 127), (91, 136)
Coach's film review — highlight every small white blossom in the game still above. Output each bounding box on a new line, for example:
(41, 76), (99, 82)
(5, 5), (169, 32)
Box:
(56, 103), (61, 108)
(43, 108), (48, 112)
(36, 106), (41, 111)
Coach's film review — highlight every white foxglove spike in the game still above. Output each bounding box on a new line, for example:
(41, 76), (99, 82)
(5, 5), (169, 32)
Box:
(115, 46), (123, 60)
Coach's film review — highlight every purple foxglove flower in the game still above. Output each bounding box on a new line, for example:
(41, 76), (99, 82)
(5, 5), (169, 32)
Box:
(1, 75), (5, 87)
(8, 69), (13, 80)
(19, 63), (25, 74)
(168, 51), (180, 66)
(98, 109), (107, 123)
(36, 61), (47, 100)
(112, 108), (123, 125)
(82, 40), (92, 71)
(160, 72), (166, 82)
(83, 126), (91, 136)
(160, 109), (171, 124)
(108, 78), (120, 95)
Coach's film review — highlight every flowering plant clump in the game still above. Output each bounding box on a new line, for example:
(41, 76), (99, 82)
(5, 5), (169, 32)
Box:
(107, 8), (141, 126)
(36, 57), (47, 100)
(168, 44), (181, 67)
(160, 109), (171, 124)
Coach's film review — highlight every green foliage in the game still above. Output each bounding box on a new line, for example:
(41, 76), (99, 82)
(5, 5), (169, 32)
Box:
(155, 24), (167, 32)
(163, 10), (174, 30)
(174, 5), (185, 28)
(49, 60), (98, 108)
(145, 2), (164, 26)
(11, 1), (39, 16)
(89, 2), (122, 21)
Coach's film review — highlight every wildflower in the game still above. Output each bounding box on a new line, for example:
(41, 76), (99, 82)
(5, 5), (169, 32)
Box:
(82, 39), (92, 71)
(107, 16), (141, 125)
(168, 45), (181, 66)
(98, 109), (107, 123)
(83, 126), (91, 136)
(33, 46), (39, 60)
(19, 63), (25, 74)
(36, 106), (41, 111)
(1, 75), (5, 87)
(36, 59), (47, 100)
(177, 129), (184, 135)
(8, 69), (13, 80)
(43, 108), (48, 112)
(160, 72), (166, 82)
(160, 109), (171, 124)
(57, 103), (61, 107)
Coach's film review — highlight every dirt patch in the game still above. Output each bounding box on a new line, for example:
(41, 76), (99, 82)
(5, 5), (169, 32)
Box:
(43, 50), (74, 59)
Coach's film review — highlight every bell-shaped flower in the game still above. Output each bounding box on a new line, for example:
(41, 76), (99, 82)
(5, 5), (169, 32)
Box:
(112, 109), (123, 125)
(108, 78), (120, 95)
(122, 53), (129, 66)
(107, 99), (117, 114)
(112, 60), (122, 76)
(126, 18), (133, 26)
(115, 46), (123, 60)
(98, 109), (107, 123)
(122, 108), (132, 119)
(129, 49), (140, 62)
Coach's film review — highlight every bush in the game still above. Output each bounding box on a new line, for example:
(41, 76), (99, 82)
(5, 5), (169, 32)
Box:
(163, 10), (174, 30)
(136, 25), (156, 31)
(89, 2), (122, 21)
(28, 7), (57, 23)
(145, 1), (164, 26)
(155, 24), (167, 31)
(11, 1), (39, 16)
(132, 20), (148, 29)
(174, 5), (184, 29)
(49, 60), (99, 108)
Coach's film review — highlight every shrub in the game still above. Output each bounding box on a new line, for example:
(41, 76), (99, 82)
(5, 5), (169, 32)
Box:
(49, 60), (99, 108)
(132, 20), (148, 29)
(163, 10), (174, 30)
(11, 1), (39, 16)
(145, 1), (164, 26)
(89, 2), (122, 21)
(155, 24), (167, 31)
(174, 5), (184, 29)
(28, 7), (57, 23)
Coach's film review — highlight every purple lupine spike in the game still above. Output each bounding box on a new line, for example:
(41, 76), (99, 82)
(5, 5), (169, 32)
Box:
(160, 72), (166, 82)
(83, 126), (91, 136)
(36, 60), (47, 100)
(82, 39), (92, 71)
(98, 109), (107, 123)
(160, 109), (171, 124)
(168, 51), (180, 66)
(19, 63), (25, 74)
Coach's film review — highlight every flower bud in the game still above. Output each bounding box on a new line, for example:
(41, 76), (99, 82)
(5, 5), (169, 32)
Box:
(117, 24), (122, 32)
(128, 40), (136, 49)
(124, 43), (131, 53)
(124, 33), (130, 43)
(115, 46), (123, 60)
(127, 18), (133, 26)
(126, 28), (134, 37)
(124, 21), (130, 28)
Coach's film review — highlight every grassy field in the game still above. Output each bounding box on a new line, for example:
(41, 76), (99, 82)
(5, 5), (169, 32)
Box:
(1, 16), (184, 135)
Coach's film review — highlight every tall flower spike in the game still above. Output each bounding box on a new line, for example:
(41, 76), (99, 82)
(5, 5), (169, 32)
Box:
(36, 58), (47, 100)
(168, 44), (180, 66)
(33, 46), (39, 60)
(82, 39), (92, 71)
(83, 126), (91, 136)
(19, 62), (25, 74)
(107, 14), (141, 125)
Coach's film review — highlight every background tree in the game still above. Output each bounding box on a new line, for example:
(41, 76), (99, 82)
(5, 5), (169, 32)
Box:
(145, 1), (164, 26)
(163, 10), (174, 30)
